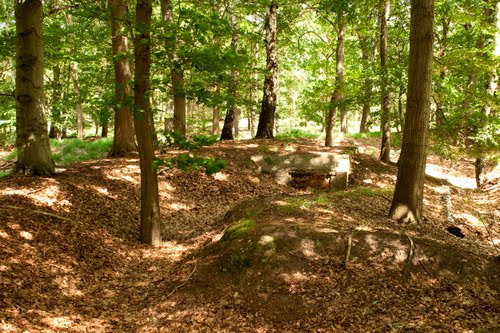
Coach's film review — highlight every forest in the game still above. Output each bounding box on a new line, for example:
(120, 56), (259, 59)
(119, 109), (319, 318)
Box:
(0, 0), (499, 331)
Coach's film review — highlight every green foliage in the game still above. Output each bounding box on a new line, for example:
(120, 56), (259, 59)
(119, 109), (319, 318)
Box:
(156, 154), (227, 176)
(0, 170), (9, 178)
(222, 219), (256, 242)
(275, 128), (320, 141)
(159, 131), (218, 150)
(52, 139), (113, 165)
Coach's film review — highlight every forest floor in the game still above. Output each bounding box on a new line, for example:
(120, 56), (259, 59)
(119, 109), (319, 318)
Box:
(0, 136), (499, 332)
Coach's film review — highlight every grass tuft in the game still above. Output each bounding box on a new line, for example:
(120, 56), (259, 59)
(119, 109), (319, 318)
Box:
(276, 128), (320, 141)
(52, 139), (113, 164)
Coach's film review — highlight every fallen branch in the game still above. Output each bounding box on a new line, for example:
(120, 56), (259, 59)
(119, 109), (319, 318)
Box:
(0, 205), (72, 222)
(166, 263), (197, 298)
(344, 233), (353, 269)
(403, 233), (415, 282)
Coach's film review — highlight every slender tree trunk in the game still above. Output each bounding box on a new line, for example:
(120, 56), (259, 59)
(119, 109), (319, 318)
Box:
(161, 0), (186, 136)
(389, 0), (434, 223)
(475, 1), (499, 188)
(325, 24), (346, 147)
(2, 0), (15, 89)
(101, 115), (109, 137)
(49, 63), (62, 139)
(134, 0), (161, 246)
(15, 0), (55, 176)
(359, 28), (378, 133)
(379, 0), (391, 162)
(435, 15), (449, 127)
(212, 82), (220, 135)
(108, 0), (137, 155)
(256, 2), (278, 139)
(398, 84), (404, 132)
(221, 8), (239, 141)
(66, 14), (84, 140)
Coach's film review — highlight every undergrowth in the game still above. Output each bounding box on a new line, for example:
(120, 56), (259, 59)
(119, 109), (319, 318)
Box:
(5, 138), (113, 165)
(52, 139), (113, 164)
(275, 128), (320, 141)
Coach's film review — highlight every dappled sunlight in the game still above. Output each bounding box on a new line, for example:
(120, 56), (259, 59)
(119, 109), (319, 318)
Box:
(455, 212), (482, 227)
(300, 238), (316, 257)
(212, 172), (229, 181)
(426, 163), (476, 189)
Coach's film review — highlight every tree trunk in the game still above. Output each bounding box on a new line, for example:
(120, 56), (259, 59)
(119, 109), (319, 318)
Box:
(212, 82), (220, 135)
(221, 8), (239, 141)
(66, 14), (84, 140)
(255, 2), (278, 139)
(161, 0), (186, 136)
(108, 0), (137, 156)
(358, 29), (378, 133)
(389, 0), (434, 223)
(15, 0), (55, 176)
(474, 1), (498, 188)
(379, 0), (391, 162)
(134, 0), (161, 246)
(325, 24), (346, 147)
(101, 116), (109, 137)
(435, 15), (449, 128)
(49, 63), (62, 139)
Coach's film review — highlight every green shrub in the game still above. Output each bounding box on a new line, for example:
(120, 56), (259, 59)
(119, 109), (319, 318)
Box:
(52, 138), (112, 164)
(159, 131), (219, 151)
(275, 128), (320, 141)
(155, 154), (227, 175)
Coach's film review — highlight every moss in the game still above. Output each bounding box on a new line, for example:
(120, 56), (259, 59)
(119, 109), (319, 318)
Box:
(222, 219), (256, 242)
(219, 242), (258, 273)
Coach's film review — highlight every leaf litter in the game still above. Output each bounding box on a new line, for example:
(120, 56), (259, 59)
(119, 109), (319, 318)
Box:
(0, 137), (498, 332)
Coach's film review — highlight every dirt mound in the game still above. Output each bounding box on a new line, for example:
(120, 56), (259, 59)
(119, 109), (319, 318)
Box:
(181, 195), (499, 331)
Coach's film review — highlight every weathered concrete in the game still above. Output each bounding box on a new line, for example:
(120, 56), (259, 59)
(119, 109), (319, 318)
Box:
(251, 152), (352, 189)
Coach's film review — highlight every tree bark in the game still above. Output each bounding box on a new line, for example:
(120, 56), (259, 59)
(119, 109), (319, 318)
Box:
(161, 0), (186, 136)
(212, 82), (220, 135)
(15, 0), (55, 176)
(49, 63), (62, 139)
(221, 8), (239, 141)
(255, 2), (278, 139)
(435, 15), (449, 128)
(379, 0), (391, 162)
(66, 14), (84, 140)
(389, 0), (434, 223)
(325, 24), (346, 147)
(108, 0), (137, 155)
(134, 0), (161, 245)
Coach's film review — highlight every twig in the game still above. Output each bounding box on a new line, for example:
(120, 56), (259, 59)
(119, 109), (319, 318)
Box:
(0, 205), (72, 222)
(419, 260), (436, 279)
(166, 263), (197, 298)
(344, 233), (353, 269)
(403, 233), (415, 282)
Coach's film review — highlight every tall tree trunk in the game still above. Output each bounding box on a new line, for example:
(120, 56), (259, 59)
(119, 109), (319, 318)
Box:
(358, 28), (378, 133)
(134, 0), (161, 245)
(325, 24), (346, 147)
(108, 0), (137, 155)
(435, 15), (449, 127)
(379, 0), (391, 162)
(389, 0), (434, 223)
(255, 2), (278, 139)
(475, 1), (499, 188)
(66, 14), (84, 140)
(15, 0), (55, 176)
(161, 0), (186, 136)
(221, 8), (239, 141)
(212, 82), (220, 135)
(49, 63), (62, 139)
(2, 0), (15, 89)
